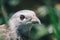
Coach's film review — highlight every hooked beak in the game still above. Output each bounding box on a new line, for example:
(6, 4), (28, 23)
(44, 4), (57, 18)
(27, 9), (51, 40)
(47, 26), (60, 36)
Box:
(31, 16), (41, 24)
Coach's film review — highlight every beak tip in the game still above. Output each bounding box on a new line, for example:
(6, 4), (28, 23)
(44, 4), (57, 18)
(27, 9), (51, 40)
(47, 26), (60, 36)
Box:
(32, 21), (39, 24)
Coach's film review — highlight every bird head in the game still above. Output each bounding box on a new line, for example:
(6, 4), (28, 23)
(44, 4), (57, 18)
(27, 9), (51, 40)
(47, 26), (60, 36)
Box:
(9, 10), (41, 26)
(8, 10), (41, 39)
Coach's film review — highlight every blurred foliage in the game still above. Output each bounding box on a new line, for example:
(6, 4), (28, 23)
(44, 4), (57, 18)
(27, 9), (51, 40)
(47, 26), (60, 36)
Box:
(29, 24), (48, 40)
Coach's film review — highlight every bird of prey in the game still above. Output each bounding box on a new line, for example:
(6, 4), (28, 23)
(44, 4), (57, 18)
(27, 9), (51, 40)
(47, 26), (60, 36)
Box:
(0, 10), (54, 40)
(7, 10), (41, 40)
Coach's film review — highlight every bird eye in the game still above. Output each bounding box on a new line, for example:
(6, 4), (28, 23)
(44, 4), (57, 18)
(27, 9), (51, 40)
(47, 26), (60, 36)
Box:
(20, 15), (25, 20)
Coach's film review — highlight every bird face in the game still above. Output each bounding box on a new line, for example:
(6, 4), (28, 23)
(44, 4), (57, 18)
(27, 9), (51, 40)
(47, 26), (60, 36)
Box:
(8, 10), (41, 31)
(8, 10), (41, 40)
(10, 10), (41, 25)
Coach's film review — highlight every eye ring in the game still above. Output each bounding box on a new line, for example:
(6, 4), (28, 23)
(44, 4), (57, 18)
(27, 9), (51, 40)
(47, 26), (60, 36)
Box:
(20, 15), (25, 20)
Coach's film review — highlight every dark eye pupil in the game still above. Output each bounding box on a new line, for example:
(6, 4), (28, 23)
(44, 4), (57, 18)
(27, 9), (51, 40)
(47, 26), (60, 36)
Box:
(20, 15), (25, 20)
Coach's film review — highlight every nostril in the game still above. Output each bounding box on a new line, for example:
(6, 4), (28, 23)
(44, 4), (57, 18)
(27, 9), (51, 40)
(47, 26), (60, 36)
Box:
(32, 21), (39, 24)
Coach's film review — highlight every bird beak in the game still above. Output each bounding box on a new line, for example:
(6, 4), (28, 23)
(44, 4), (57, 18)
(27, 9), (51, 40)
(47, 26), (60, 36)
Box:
(31, 16), (41, 24)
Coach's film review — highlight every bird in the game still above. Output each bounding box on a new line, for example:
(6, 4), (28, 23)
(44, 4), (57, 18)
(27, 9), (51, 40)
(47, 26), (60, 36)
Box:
(0, 10), (54, 40)
(7, 10), (41, 40)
